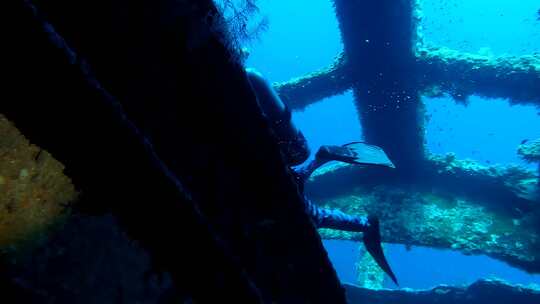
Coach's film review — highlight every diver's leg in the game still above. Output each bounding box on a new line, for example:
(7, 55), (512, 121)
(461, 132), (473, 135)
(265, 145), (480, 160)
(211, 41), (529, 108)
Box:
(294, 142), (394, 183)
(294, 157), (328, 184)
(303, 196), (369, 232)
(303, 197), (399, 285)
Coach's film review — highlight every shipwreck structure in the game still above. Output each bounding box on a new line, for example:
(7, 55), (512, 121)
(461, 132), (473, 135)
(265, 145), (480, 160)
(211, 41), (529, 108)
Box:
(277, 0), (540, 277)
(0, 0), (539, 303)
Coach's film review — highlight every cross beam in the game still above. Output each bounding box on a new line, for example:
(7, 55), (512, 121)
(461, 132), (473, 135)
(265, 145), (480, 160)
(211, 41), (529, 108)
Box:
(307, 160), (540, 273)
(273, 0), (540, 274)
(276, 52), (353, 110)
(417, 46), (540, 105)
(276, 49), (540, 109)
(275, 0), (540, 172)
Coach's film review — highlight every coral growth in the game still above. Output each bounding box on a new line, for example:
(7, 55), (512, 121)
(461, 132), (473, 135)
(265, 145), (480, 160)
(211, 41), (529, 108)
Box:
(212, 0), (268, 61)
(0, 115), (76, 252)
(275, 53), (352, 110)
(355, 245), (385, 289)
(318, 184), (540, 273)
(310, 156), (540, 273)
(7, 215), (170, 303)
(518, 139), (540, 163)
(416, 45), (540, 105)
(344, 279), (540, 304)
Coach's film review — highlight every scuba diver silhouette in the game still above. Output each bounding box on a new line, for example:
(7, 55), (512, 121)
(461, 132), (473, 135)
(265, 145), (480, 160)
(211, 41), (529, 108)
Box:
(245, 67), (399, 286)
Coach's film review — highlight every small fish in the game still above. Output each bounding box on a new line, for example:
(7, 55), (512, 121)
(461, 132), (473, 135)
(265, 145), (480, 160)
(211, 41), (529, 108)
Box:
(521, 139), (529, 145)
(538, 9), (540, 20)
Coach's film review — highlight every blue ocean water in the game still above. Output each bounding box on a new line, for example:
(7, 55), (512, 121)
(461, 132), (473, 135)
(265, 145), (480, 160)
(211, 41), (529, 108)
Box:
(238, 0), (540, 290)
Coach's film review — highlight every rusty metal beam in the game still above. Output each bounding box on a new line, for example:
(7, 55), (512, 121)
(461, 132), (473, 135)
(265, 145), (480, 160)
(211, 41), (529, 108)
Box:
(333, 0), (425, 172)
(416, 46), (540, 106)
(304, 157), (540, 274)
(275, 0), (539, 122)
(274, 52), (352, 111)
(275, 48), (540, 111)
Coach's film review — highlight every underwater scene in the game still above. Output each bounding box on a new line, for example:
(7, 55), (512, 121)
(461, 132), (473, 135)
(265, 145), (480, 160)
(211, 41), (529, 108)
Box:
(241, 0), (540, 293)
(2, 0), (540, 303)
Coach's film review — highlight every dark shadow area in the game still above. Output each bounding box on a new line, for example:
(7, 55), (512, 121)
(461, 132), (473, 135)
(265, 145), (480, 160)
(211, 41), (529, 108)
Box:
(1, 0), (346, 302)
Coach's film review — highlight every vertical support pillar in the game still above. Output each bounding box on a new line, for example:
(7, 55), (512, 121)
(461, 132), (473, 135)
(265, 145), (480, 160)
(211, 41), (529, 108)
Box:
(355, 245), (385, 289)
(333, 0), (424, 173)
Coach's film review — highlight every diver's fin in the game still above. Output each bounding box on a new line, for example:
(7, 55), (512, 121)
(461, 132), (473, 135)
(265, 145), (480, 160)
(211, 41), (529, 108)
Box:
(363, 215), (399, 286)
(342, 142), (395, 168)
(316, 142), (395, 168)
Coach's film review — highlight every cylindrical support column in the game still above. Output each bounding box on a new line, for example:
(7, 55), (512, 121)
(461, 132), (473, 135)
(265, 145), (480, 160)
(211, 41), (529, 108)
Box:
(355, 244), (385, 289)
(333, 0), (425, 173)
